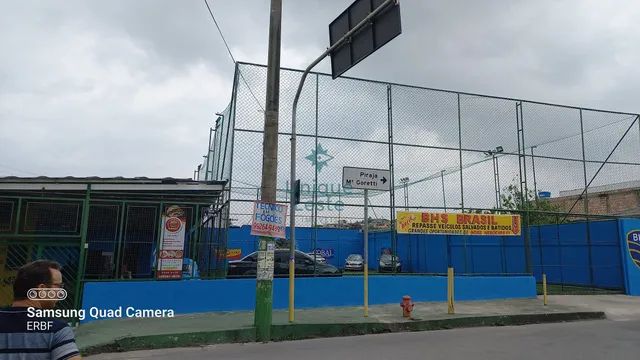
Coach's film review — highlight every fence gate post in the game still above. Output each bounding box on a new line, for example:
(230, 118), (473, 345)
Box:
(74, 184), (91, 312)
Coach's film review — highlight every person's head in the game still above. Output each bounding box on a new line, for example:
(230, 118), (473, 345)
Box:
(13, 260), (63, 309)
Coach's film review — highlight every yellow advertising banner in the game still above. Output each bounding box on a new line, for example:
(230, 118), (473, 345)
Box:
(226, 248), (242, 260)
(397, 211), (521, 236)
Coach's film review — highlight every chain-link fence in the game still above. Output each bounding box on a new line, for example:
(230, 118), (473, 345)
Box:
(0, 196), (85, 311)
(0, 180), (227, 312)
(202, 62), (640, 292)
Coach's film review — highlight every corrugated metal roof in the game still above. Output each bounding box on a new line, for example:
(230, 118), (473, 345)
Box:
(0, 176), (225, 186)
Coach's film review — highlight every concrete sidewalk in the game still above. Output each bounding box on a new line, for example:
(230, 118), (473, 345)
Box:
(74, 295), (628, 355)
(545, 295), (640, 321)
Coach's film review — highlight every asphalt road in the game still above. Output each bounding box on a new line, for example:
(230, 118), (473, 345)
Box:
(87, 319), (640, 360)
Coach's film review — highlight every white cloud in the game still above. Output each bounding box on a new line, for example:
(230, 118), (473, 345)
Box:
(1, 0), (639, 205)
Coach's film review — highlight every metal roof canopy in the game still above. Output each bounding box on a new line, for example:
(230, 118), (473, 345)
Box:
(0, 177), (226, 202)
(329, 0), (402, 79)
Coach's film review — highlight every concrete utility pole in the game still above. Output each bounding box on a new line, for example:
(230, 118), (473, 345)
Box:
(255, 0), (281, 342)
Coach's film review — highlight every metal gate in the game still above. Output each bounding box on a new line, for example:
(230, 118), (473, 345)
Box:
(0, 196), (84, 310)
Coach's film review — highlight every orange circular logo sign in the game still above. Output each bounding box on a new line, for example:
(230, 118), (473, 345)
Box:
(165, 217), (182, 232)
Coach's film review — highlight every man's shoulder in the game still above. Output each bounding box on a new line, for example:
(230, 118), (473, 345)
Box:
(0, 307), (80, 359)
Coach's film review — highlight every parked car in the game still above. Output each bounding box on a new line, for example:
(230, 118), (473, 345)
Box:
(227, 250), (341, 277)
(307, 252), (327, 264)
(378, 254), (401, 273)
(344, 254), (364, 271)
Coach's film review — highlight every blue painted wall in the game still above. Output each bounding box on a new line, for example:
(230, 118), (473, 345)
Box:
(227, 226), (362, 268)
(618, 219), (640, 295)
(81, 275), (536, 323)
(529, 220), (624, 289)
(229, 226), (527, 274)
(228, 221), (623, 290)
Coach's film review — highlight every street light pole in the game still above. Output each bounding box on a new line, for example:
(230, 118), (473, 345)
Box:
(486, 146), (503, 209)
(440, 170), (447, 211)
(255, 0), (282, 342)
(204, 127), (213, 181)
(288, 0), (396, 323)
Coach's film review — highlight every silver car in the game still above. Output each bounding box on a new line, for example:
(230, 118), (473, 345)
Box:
(344, 254), (364, 271)
(378, 254), (401, 272)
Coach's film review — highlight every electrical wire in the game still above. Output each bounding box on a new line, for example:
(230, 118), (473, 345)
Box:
(203, 0), (265, 112)
(203, 0), (235, 63)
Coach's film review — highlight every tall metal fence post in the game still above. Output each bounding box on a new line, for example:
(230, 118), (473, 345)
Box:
(579, 109), (595, 291)
(457, 94), (468, 273)
(531, 146), (538, 205)
(154, 202), (165, 280)
(537, 224), (544, 280)
(387, 84), (397, 269)
(457, 93), (464, 210)
(73, 184), (91, 312)
(216, 116), (224, 180)
(556, 213), (564, 292)
(313, 73), (319, 273)
(13, 198), (22, 235)
(516, 101), (532, 274)
(192, 205), (201, 269)
(114, 201), (127, 279)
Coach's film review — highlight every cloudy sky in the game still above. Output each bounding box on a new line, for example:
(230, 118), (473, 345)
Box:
(1, 0), (640, 181)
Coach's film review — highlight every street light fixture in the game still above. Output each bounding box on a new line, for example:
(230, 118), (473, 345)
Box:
(400, 177), (409, 210)
(485, 146), (503, 209)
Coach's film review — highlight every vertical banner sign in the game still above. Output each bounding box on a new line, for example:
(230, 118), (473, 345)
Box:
(397, 211), (521, 236)
(251, 201), (288, 239)
(157, 206), (187, 279)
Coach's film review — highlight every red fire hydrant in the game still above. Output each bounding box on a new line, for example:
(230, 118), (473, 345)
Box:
(400, 295), (414, 318)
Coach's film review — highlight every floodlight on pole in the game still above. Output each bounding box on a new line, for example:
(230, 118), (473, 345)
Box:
(400, 177), (409, 210)
(485, 146), (503, 209)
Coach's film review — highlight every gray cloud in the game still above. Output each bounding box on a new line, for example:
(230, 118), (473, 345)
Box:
(1, 0), (639, 191)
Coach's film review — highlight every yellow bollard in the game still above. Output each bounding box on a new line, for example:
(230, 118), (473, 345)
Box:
(542, 273), (548, 306)
(447, 267), (455, 314)
(288, 258), (295, 322)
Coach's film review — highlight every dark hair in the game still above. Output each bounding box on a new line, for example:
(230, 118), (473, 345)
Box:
(12, 260), (61, 300)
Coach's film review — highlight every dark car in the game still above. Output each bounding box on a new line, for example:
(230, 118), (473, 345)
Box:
(378, 254), (401, 273)
(227, 249), (341, 277)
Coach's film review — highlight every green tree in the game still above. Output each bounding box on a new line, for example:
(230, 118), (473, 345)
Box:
(500, 183), (562, 225)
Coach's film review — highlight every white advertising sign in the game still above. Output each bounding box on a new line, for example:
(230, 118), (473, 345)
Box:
(342, 167), (391, 191)
(251, 201), (288, 239)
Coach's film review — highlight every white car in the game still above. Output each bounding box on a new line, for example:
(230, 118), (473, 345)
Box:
(344, 254), (364, 271)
